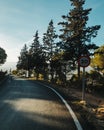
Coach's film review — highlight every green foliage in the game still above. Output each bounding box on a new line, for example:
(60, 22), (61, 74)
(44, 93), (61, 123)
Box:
(29, 31), (48, 79)
(0, 71), (7, 81)
(12, 70), (18, 75)
(0, 47), (7, 65)
(87, 70), (103, 83)
(86, 70), (104, 93)
(58, 0), (100, 78)
(17, 31), (48, 79)
(91, 45), (104, 73)
(16, 0), (101, 91)
(43, 20), (58, 81)
(17, 44), (28, 70)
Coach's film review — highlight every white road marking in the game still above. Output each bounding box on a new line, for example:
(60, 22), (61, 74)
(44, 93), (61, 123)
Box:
(39, 82), (83, 130)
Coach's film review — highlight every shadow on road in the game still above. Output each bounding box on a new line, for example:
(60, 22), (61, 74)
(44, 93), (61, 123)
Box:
(0, 77), (76, 130)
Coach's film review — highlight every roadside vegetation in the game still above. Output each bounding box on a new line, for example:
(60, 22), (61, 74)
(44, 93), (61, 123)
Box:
(0, 71), (7, 82)
(0, 47), (7, 83)
(14, 0), (103, 129)
(1, 0), (104, 129)
(15, 0), (103, 94)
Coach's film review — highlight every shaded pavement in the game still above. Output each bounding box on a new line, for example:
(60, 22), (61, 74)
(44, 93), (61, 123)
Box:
(0, 76), (77, 130)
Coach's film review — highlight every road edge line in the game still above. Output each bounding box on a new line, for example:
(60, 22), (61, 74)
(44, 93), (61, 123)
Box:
(39, 82), (83, 130)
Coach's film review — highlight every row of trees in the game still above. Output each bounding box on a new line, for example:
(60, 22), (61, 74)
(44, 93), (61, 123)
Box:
(17, 0), (101, 82)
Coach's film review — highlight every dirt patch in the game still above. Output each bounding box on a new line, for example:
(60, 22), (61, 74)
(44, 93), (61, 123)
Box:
(55, 85), (104, 130)
(39, 81), (104, 130)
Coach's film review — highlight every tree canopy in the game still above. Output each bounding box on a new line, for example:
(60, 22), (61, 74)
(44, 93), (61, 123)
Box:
(0, 47), (7, 65)
(91, 45), (104, 73)
(58, 0), (100, 78)
(16, 0), (101, 82)
(16, 44), (28, 70)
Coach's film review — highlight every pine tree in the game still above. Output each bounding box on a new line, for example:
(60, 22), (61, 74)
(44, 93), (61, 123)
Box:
(58, 0), (100, 79)
(43, 20), (58, 81)
(29, 31), (44, 79)
(17, 44), (28, 75)
(30, 31), (41, 53)
(29, 30), (40, 68)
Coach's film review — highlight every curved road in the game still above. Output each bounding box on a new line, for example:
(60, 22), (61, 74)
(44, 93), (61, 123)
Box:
(0, 76), (79, 130)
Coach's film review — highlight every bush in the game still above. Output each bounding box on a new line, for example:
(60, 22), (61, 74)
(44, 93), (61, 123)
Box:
(0, 71), (7, 81)
(12, 70), (18, 75)
(86, 70), (104, 93)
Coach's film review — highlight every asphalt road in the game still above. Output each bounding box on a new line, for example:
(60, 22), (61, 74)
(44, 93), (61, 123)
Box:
(0, 76), (78, 130)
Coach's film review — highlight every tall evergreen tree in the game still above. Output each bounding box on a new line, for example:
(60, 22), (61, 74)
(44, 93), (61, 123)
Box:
(29, 31), (45, 79)
(29, 30), (41, 69)
(43, 20), (58, 81)
(17, 44), (28, 71)
(30, 31), (41, 53)
(58, 0), (100, 79)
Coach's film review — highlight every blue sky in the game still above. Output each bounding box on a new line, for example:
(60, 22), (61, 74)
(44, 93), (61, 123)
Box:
(0, 0), (104, 70)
